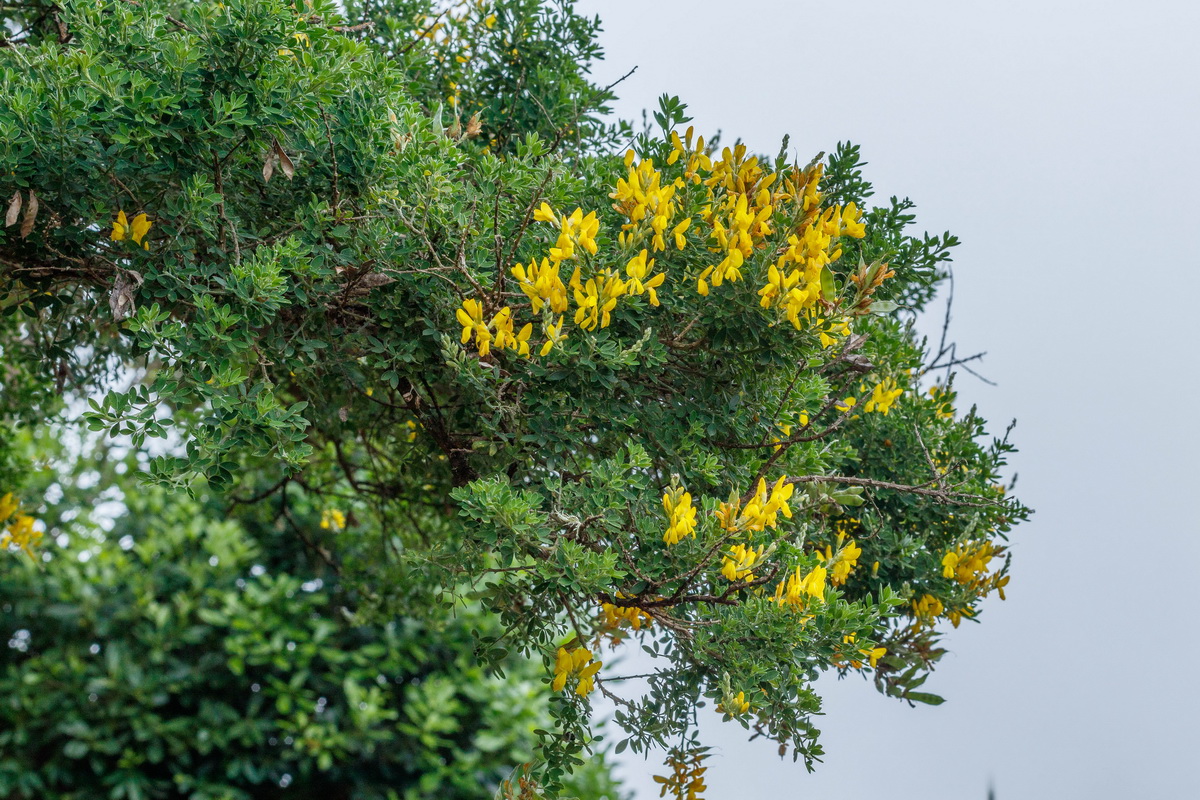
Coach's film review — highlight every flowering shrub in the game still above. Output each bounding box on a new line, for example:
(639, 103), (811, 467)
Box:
(0, 0), (1028, 794)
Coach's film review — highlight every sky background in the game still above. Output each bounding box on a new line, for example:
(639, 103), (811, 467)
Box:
(574, 1), (1200, 798)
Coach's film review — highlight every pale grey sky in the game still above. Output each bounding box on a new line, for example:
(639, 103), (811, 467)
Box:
(576, 1), (1200, 798)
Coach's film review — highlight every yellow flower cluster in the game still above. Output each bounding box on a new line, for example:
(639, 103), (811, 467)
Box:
(0, 493), (40, 559)
(662, 486), (698, 545)
(817, 317), (851, 349)
(551, 646), (602, 696)
(455, 298), (534, 357)
(572, 267), (626, 331)
(600, 592), (653, 637)
(928, 384), (955, 419)
(319, 508), (345, 531)
(719, 543), (763, 582)
(911, 593), (945, 626)
(610, 151), (687, 253)
(715, 476), (794, 534)
(716, 690), (751, 717)
(864, 377), (903, 415)
(111, 210), (152, 248)
(653, 748), (709, 800)
(942, 541), (998, 584)
(836, 633), (887, 670)
(512, 257), (568, 315)
(461, 203), (609, 359)
(772, 563), (827, 609)
(454, 131), (884, 365)
(535, 203), (600, 263)
(623, 249), (665, 306)
(757, 200), (866, 328)
(697, 145), (776, 295)
(667, 127), (712, 184)
(824, 535), (862, 586)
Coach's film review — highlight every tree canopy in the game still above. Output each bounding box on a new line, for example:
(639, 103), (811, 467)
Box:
(0, 0), (1030, 796)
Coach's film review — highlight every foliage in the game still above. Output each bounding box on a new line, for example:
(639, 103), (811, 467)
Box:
(0, 445), (624, 799)
(0, 0), (1030, 795)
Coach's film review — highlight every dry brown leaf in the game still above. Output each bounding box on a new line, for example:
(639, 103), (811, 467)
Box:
(274, 140), (295, 180)
(19, 191), (38, 239)
(5, 192), (21, 228)
(262, 149), (276, 183)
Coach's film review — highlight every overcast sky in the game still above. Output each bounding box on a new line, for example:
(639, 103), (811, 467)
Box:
(575, 1), (1200, 798)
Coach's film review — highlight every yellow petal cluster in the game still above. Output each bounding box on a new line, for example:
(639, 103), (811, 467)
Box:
(719, 543), (763, 582)
(600, 592), (653, 636)
(667, 126), (713, 185)
(455, 298), (492, 355)
(611, 153), (680, 252)
(110, 210), (152, 248)
(624, 249), (665, 306)
(911, 593), (945, 627)
(715, 477), (794, 534)
(653, 748), (709, 800)
(662, 486), (697, 545)
(512, 257), (568, 314)
(0, 493), (40, 559)
(572, 268), (626, 331)
(824, 537), (862, 586)
(864, 377), (903, 415)
(716, 690), (751, 717)
(772, 564), (827, 609)
(540, 316), (566, 356)
(837, 634), (887, 669)
(540, 205), (599, 263)
(490, 306), (533, 357)
(941, 541), (997, 584)
(758, 202), (865, 328)
(455, 300), (532, 358)
(551, 646), (602, 696)
(319, 508), (346, 531)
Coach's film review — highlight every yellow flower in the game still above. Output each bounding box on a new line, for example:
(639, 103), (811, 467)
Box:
(320, 508), (346, 531)
(573, 270), (625, 330)
(624, 249), (666, 306)
(717, 690), (751, 717)
(941, 541), (997, 584)
(720, 543), (763, 582)
(600, 593), (653, 636)
(866, 646), (886, 668)
(0, 492), (17, 521)
(671, 217), (691, 250)
(539, 315), (566, 356)
(817, 317), (851, 349)
(455, 298), (492, 356)
(662, 486), (697, 545)
(490, 307), (533, 357)
(551, 646), (602, 696)
(512, 257), (568, 314)
(533, 201), (557, 224)
(911, 593), (944, 627)
(483, 13), (496, 28)
(864, 377), (903, 415)
(1, 494), (41, 559)
(110, 210), (129, 241)
(826, 537), (862, 586)
(772, 564), (827, 609)
(840, 202), (866, 238)
(130, 213), (152, 248)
